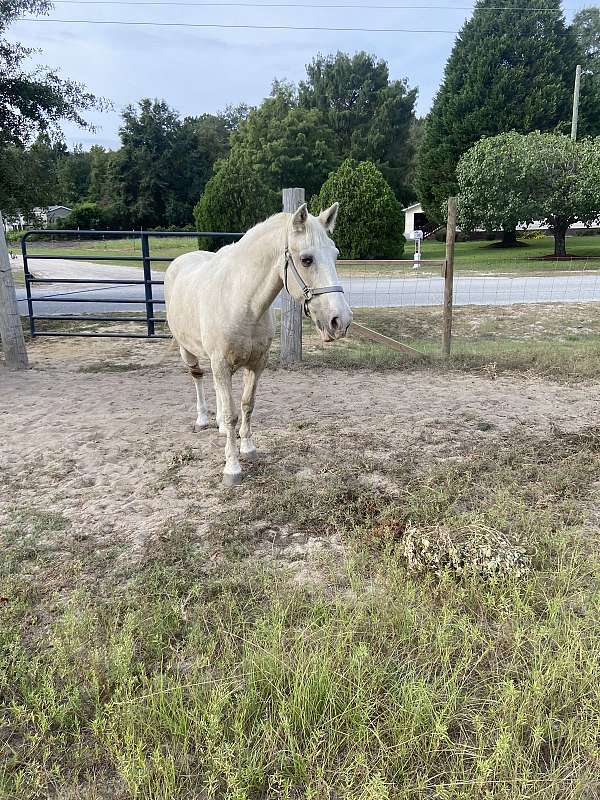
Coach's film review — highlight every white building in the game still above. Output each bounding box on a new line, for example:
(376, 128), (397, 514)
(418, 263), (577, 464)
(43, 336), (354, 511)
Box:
(2, 205), (72, 231)
(403, 201), (600, 238)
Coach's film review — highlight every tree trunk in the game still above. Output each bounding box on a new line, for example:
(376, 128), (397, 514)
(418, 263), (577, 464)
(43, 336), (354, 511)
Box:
(502, 229), (517, 246)
(553, 220), (569, 257)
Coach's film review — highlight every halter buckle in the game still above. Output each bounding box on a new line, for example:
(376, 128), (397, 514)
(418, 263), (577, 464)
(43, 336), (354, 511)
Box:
(303, 287), (314, 301)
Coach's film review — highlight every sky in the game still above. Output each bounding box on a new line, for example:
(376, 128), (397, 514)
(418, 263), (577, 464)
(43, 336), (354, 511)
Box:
(11, 0), (590, 150)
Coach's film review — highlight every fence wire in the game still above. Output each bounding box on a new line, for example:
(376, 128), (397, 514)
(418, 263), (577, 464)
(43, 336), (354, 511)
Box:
(16, 231), (600, 377)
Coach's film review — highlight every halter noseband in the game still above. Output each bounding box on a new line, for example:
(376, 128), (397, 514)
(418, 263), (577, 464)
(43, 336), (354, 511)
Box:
(283, 248), (345, 318)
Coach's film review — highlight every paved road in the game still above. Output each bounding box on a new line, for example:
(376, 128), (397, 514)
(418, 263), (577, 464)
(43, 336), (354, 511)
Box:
(15, 271), (600, 317)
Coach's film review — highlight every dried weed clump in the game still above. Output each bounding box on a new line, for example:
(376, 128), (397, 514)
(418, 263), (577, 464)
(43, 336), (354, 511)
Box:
(399, 522), (531, 579)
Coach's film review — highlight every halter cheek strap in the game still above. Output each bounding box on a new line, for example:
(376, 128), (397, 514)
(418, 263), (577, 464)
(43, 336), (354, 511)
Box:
(283, 248), (345, 318)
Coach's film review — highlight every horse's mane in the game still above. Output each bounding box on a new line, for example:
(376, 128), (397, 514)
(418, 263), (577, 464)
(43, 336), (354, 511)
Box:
(239, 211), (332, 250)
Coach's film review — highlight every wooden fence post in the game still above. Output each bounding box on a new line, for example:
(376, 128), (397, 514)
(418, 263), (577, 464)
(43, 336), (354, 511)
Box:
(0, 212), (29, 370)
(280, 188), (304, 366)
(442, 197), (457, 357)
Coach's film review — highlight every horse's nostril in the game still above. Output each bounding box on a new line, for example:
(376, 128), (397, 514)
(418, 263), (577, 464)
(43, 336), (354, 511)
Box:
(331, 316), (340, 331)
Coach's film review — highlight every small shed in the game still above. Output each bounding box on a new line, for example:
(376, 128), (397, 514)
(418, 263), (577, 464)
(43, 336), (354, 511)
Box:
(403, 202), (430, 239)
(47, 205), (72, 224)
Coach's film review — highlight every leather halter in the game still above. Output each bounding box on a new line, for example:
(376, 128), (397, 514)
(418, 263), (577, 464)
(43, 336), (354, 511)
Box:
(283, 248), (345, 318)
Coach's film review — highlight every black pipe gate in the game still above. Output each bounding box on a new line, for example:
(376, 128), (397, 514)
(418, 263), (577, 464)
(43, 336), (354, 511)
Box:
(21, 229), (242, 339)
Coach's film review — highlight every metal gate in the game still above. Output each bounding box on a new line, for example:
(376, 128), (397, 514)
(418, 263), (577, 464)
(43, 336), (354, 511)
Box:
(21, 229), (241, 338)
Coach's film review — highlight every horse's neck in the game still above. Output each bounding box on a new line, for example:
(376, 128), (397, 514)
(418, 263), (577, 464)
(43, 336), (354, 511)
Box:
(231, 218), (286, 319)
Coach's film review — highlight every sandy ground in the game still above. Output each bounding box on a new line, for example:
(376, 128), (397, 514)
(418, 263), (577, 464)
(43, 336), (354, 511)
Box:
(2, 334), (599, 591)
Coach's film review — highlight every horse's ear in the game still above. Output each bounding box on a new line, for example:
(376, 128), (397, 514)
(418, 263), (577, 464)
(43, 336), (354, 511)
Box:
(291, 203), (308, 231)
(319, 202), (339, 233)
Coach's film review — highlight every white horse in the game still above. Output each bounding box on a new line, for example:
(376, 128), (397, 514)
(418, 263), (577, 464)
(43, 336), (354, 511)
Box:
(165, 202), (353, 486)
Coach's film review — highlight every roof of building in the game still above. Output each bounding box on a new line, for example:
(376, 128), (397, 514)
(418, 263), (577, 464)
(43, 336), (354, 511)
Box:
(48, 205), (72, 212)
(402, 202), (423, 213)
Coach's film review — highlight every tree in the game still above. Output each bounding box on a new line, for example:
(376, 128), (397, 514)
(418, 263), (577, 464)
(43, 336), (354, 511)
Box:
(532, 134), (600, 256)
(0, 134), (66, 219)
(0, 0), (101, 216)
(231, 82), (338, 198)
(572, 7), (600, 136)
(456, 132), (539, 240)
(310, 159), (404, 259)
(417, 0), (578, 230)
(56, 146), (93, 205)
(456, 132), (600, 256)
(110, 100), (241, 228)
(299, 52), (417, 203)
(193, 151), (279, 250)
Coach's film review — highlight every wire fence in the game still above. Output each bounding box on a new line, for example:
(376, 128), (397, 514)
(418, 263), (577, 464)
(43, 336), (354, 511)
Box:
(14, 230), (600, 376)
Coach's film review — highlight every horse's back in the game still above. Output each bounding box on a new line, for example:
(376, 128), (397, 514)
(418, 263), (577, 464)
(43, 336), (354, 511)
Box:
(165, 250), (216, 354)
(165, 250), (214, 300)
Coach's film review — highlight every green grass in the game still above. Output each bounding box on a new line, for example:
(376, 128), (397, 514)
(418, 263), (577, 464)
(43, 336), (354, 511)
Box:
(299, 304), (600, 381)
(19, 235), (198, 269)
(2, 428), (600, 798)
(16, 233), (600, 275)
(421, 235), (600, 274)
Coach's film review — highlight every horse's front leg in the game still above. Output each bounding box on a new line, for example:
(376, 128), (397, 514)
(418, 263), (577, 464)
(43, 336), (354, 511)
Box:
(211, 355), (242, 486)
(239, 366), (263, 461)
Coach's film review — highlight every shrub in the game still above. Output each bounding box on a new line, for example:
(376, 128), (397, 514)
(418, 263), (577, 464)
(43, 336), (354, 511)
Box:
(311, 159), (404, 259)
(193, 152), (279, 251)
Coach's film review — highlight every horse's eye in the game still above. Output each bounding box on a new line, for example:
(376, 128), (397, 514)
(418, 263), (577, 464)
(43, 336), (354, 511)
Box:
(301, 256), (313, 267)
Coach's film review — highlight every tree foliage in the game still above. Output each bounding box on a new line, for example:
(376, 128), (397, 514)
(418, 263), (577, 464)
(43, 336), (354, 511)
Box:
(572, 6), (600, 137)
(230, 82), (337, 199)
(417, 0), (578, 222)
(97, 100), (243, 228)
(300, 52), (417, 203)
(0, 0), (101, 150)
(456, 132), (600, 256)
(311, 159), (404, 259)
(0, 0), (102, 215)
(193, 151), (279, 250)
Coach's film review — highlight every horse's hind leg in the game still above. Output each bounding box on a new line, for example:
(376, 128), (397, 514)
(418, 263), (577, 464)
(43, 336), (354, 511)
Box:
(239, 366), (263, 460)
(179, 346), (209, 431)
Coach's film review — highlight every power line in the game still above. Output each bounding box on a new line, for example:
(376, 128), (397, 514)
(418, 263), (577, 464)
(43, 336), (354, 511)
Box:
(48, 0), (580, 9)
(17, 17), (462, 31)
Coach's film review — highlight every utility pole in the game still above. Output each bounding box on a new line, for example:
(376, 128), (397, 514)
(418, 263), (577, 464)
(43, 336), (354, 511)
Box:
(571, 64), (582, 141)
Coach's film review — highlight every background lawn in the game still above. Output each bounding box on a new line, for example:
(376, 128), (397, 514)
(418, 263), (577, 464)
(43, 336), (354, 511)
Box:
(14, 233), (600, 276)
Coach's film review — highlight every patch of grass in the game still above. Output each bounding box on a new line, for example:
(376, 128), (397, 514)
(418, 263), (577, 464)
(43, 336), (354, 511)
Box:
(17, 233), (600, 274)
(423, 234), (600, 273)
(0, 509), (70, 577)
(299, 305), (600, 381)
(2, 429), (600, 797)
(79, 362), (147, 374)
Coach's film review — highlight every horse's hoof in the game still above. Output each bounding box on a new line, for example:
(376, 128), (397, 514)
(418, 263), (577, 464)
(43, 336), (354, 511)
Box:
(222, 471), (242, 487)
(193, 422), (209, 433)
(241, 448), (258, 461)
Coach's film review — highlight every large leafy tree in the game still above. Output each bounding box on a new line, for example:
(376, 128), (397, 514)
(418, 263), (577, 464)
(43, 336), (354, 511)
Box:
(417, 0), (578, 226)
(572, 7), (600, 136)
(0, 0), (101, 215)
(55, 145), (93, 205)
(299, 52), (417, 203)
(457, 132), (600, 256)
(193, 151), (279, 250)
(311, 159), (404, 259)
(109, 100), (244, 228)
(231, 82), (338, 199)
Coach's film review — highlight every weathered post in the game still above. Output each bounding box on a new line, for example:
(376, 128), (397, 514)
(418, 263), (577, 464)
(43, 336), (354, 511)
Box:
(280, 188), (304, 366)
(442, 197), (457, 357)
(0, 212), (29, 370)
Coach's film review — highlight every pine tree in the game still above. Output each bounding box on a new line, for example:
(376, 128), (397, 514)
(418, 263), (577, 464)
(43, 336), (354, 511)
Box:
(417, 0), (578, 227)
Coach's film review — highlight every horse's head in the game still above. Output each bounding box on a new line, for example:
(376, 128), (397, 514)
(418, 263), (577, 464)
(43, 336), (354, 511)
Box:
(283, 202), (353, 343)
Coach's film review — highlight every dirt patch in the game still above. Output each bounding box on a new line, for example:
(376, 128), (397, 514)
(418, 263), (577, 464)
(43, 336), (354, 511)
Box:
(2, 334), (600, 594)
